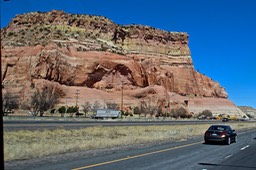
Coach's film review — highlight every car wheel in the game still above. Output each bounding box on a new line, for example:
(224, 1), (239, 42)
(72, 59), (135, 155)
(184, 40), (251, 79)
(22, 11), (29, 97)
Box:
(226, 137), (231, 145)
(205, 140), (209, 144)
(234, 136), (237, 143)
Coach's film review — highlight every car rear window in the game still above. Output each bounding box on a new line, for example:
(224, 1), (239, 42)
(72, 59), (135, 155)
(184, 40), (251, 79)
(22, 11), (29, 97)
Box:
(209, 126), (226, 131)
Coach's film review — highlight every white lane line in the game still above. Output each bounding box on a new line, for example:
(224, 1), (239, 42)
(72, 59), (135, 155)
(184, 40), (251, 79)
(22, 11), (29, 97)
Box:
(241, 145), (250, 150)
(225, 154), (232, 159)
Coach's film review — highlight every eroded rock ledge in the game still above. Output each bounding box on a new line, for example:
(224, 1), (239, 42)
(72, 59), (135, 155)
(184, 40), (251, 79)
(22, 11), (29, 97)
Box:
(1, 10), (235, 115)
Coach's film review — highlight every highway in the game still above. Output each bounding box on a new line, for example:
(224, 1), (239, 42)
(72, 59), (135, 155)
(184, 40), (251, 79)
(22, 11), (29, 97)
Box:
(5, 128), (256, 170)
(3, 119), (222, 131)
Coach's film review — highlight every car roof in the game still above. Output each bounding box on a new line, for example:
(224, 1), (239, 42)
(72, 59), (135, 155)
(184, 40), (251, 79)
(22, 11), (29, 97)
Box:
(210, 124), (231, 127)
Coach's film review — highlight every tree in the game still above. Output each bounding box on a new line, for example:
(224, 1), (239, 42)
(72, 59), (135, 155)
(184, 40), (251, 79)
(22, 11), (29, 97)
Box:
(81, 101), (91, 117)
(149, 107), (158, 117)
(106, 102), (119, 110)
(172, 106), (189, 119)
(67, 106), (79, 117)
(201, 110), (213, 117)
(197, 110), (213, 119)
(50, 108), (56, 116)
(140, 99), (155, 117)
(58, 106), (66, 117)
(176, 107), (189, 118)
(92, 100), (101, 112)
(30, 84), (61, 116)
(2, 90), (19, 116)
(140, 100), (148, 117)
(133, 106), (141, 115)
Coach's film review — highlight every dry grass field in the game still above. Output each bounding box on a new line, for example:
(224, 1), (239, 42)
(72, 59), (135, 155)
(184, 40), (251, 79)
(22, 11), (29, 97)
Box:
(4, 122), (256, 161)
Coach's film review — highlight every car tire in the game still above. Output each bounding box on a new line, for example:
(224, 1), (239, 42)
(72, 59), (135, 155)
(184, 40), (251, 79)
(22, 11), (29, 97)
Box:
(205, 140), (209, 144)
(234, 136), (237, 143)
(226, 137), (231, 145)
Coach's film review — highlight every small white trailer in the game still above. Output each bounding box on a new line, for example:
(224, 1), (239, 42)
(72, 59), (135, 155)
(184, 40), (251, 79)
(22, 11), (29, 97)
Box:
(94, 109), (121, 119)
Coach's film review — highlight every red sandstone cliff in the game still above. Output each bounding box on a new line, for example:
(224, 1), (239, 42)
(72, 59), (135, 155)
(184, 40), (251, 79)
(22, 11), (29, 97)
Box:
(1, 10), (244, 116)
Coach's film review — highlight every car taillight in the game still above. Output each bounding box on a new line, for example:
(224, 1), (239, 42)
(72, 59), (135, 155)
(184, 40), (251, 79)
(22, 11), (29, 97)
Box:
(220, 132), (226, 137)
(205, 131), (210, 136)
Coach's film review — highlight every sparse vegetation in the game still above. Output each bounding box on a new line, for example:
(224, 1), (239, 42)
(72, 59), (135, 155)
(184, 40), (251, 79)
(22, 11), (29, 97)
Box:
(133, 106), (141, 115)
(92, 100), (101, 112)
(156, 106), (191, 119)
(172, 106), (190, 119)
(22, 84), (62, 117)
(106, 102), (119, 110)
(67, 105), (79, 117)
(4, 122), (256, 161)
(2, 90), (19, 116)
(81, 101), (91, 117)
(58, 106), (66, 117)
(197, 109), (213, 119)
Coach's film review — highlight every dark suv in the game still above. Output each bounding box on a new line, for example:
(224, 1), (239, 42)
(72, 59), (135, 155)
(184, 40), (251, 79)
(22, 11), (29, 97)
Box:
(204, 125), (237, 145)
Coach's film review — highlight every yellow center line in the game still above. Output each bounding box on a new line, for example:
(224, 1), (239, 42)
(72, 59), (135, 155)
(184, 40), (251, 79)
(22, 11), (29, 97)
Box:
(72, 140), (203, 170)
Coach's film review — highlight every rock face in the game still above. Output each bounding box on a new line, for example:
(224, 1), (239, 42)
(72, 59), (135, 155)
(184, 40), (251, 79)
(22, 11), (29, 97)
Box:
(1, 10), (242, 116)
(238, 106), (256, 119)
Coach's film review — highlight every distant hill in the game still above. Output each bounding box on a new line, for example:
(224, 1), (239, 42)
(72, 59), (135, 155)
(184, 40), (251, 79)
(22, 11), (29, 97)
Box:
(238, 106), (256, 119)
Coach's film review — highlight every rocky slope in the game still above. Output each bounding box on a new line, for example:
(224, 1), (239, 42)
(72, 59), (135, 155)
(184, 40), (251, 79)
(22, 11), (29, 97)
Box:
(238, 106), (256, 119)
(1, 10), (245, 117)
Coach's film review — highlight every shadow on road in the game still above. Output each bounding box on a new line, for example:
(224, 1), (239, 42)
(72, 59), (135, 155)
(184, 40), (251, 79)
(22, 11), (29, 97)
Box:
(198, 163), (256, 169)
(203, 142), (229, 145)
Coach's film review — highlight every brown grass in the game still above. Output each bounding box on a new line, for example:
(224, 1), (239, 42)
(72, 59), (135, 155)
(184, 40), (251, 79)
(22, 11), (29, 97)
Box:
(4, 122), (256, 161)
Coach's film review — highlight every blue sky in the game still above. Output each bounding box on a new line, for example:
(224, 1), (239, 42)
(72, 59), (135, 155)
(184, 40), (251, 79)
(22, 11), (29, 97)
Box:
(1, 0), (256, 108)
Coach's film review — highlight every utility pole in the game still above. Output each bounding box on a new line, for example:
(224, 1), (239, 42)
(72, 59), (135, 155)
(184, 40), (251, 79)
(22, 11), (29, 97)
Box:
(65, 80), (71, 114)
(75, 89), (80, 107)
(65, 96), (69, 113)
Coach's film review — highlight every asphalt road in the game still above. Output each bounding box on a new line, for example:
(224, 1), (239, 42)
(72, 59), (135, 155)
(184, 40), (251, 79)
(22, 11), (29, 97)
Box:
(5, 128), (256, 170)
(3, 119), (230, 131)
